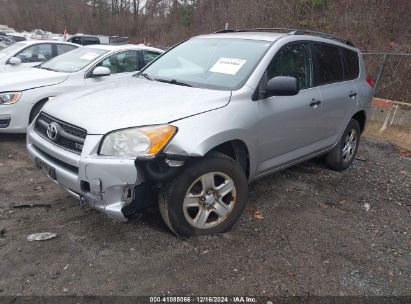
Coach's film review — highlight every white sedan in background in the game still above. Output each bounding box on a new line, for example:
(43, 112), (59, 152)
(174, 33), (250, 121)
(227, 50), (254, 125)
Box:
(0, 40), (78, 72)
(0, 44), (163, 132)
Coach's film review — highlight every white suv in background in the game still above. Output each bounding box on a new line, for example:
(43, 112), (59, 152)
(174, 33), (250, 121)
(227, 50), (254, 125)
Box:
(0, 44), (163, 132)
(0, 40), (78, 72)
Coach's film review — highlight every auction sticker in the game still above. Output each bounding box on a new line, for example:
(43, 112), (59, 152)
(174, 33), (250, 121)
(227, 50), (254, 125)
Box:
(210, 58), (247, 75)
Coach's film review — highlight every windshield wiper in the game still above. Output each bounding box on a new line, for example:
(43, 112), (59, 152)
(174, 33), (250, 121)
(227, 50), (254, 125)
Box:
(155, 78), (192, 87)
(40, 66), (56, 72)
(139, 72), (153, 81)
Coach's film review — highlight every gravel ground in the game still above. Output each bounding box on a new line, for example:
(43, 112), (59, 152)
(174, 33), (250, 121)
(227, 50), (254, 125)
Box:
(0, 134), (410, 297)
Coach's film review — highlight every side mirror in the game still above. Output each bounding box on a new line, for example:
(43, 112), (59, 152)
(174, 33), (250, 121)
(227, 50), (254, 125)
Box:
(266, 76), (299, 97)
(9, 57), (22, 65)
(92, 66), (111, 77)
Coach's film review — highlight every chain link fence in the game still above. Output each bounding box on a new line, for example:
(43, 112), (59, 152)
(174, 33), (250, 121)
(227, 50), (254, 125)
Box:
(363, 53), (411, 103)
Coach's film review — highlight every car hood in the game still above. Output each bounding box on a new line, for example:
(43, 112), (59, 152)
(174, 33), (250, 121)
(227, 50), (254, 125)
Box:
(43, 78), (232, 134)
(0, 68), (69, 91)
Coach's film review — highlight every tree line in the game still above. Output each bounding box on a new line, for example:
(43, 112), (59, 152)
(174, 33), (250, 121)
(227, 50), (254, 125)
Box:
(0, 0), (409, 51)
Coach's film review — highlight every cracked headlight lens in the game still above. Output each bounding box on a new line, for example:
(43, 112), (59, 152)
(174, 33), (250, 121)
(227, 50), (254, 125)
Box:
(99, 125), (177, 159)
(0, 92), (22, 105)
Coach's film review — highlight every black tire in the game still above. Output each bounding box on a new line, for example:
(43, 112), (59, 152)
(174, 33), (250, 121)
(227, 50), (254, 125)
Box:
(29, 99), (48, 124)
(325, 119), (361, 171)
(159, 152), (248, 237)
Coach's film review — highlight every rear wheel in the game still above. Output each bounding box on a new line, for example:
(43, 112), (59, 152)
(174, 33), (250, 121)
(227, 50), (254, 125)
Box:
(159, 152), (248, 237)
(325, 119), (361, 171)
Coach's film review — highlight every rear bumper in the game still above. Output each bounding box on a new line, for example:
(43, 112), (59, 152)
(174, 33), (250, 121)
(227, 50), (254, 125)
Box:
(26, 125), (144, 222)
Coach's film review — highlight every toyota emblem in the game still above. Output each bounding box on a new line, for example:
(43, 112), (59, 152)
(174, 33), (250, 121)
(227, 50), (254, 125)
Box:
(46, 123), (58, 141)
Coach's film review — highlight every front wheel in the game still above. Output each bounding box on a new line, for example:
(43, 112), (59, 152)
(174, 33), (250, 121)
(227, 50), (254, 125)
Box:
(159, 152), (248, 237)
(325, 119), (361, 171)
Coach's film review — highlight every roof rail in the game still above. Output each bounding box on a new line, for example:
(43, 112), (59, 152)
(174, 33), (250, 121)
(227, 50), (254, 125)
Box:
(292, 29), (354, 46)
(214, 27), (354, 47)
(214, 28), (295, 34)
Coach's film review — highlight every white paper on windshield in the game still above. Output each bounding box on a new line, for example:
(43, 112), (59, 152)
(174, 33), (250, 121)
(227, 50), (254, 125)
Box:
(80, 52), (100, 61)
(210, 58), (247, 75)
(0, 53), (5, 59)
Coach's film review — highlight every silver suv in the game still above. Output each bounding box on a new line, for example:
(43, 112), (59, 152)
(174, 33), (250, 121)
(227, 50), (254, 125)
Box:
(27, 29), (374, 237)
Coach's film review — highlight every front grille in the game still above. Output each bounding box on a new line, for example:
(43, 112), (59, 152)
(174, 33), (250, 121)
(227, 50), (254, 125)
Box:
(33, 145), (79, 174)
(34, 112), (87, 154)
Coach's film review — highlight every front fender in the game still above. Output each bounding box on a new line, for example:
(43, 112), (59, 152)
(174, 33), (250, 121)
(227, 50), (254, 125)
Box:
(164, 97), (259, 180)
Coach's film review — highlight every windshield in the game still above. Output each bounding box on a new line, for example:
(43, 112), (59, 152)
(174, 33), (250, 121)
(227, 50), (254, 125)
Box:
(0, 42), (25, 60)
(40, 47), (107, 73)
(141, 38), (272, 90)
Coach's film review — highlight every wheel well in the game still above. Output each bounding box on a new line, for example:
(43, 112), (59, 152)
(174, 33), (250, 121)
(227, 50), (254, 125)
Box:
(29, 97), (49, 123)
(207, 140), (250, 178)
(352, 111), (366, 133)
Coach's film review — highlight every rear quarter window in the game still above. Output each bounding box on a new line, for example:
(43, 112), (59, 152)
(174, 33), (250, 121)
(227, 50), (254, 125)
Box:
(143, 51), (161, 65)
(342, 48), (360, 80)
(57, 44), (77, 55)
(312, 43), (344, 85)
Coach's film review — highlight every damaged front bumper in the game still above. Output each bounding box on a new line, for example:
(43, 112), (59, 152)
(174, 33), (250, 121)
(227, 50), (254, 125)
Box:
(26, 127), (145, 222)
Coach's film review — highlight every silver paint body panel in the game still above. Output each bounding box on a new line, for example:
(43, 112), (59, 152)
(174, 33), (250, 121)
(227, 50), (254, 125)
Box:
(26, 33), (373, 221)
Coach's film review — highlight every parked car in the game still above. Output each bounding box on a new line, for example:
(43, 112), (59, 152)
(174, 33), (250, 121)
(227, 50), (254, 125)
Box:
(0, 35), (15, 46)
(66, 34), (128, 46)
(0, 40), (78, 72)
(0, 44), (162, 132)
(6, 33), (28, 42)
(27, 29), (373, 237)
(0, 41), (8, 50)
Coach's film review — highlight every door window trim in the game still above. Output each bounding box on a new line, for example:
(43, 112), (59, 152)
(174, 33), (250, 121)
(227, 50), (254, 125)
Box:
(340, 47), (361, 81)
(310, 41), (352, 87)
(6, 42), (53, 64)
(253, 40), (314, 101)
(84, 50), (139, 78)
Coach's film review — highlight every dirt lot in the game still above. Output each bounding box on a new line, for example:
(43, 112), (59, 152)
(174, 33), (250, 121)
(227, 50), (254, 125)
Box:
(0, 134), (410, 297)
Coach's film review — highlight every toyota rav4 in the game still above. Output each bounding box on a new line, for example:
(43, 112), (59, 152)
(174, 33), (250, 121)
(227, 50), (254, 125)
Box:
(27, 29), (374, 237)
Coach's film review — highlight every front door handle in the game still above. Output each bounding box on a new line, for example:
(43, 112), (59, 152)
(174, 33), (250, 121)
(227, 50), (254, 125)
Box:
(349, 92), (358, 98)
(309, 99), (322, 107)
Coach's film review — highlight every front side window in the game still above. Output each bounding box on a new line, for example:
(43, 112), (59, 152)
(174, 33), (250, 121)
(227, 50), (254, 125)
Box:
(312, 43), (344, 85)
(95, 51), (139, 74)
(16, 43), (53, 63)
(0, 42), (26, 60)
(141, 38), (272, 90)
(83, 37), (100, 45)
(70, 37), (82, 45)
(267, 43), (311, 89)
(40, 47), (107, 73)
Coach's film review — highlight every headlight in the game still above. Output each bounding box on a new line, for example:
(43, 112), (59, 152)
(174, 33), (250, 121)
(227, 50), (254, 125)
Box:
(0, 92), (22, 105)
(99, 125), (177, 158)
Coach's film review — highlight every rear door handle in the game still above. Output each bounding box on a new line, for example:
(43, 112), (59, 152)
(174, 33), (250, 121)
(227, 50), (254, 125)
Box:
(309, 99), (322, 107)
(349, 92), (358, 98)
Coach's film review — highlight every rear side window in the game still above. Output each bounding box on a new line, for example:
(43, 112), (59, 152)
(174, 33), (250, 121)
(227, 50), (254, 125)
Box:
(57, 44), (77, 55)
(312, 43), (344, 85)
(342, 48), (359, 80)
